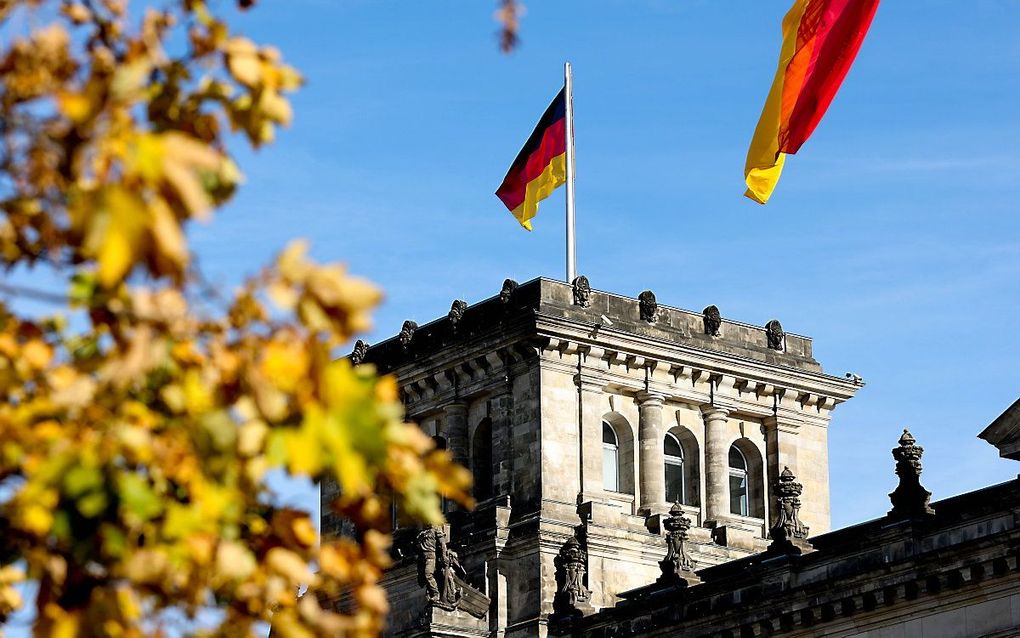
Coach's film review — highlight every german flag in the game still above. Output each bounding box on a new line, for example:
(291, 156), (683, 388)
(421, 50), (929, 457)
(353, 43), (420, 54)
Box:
(496, 88), (567, 230)
(744, 0), (881, 204)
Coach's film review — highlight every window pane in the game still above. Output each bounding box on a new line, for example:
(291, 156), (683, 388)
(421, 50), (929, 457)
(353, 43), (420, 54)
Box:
(729, 472), (748, 516)
(665, 460), (684, 504)
(603, 421), (617, 445)
(664, 433), (683, 458)
(603, 445), (618, 491)
(728, 446), (746, 470)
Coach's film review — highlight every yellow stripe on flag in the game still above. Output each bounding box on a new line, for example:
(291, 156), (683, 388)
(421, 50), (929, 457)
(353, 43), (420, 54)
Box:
(510, 153), (566, 231)
(744, 0), (809, 204)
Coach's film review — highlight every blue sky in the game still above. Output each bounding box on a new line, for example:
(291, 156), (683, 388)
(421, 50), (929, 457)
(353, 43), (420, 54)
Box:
(194, 0), (1020, 529)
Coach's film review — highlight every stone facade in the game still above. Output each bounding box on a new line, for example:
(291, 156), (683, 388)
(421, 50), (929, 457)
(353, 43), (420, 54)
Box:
(322, 278), (862, 638)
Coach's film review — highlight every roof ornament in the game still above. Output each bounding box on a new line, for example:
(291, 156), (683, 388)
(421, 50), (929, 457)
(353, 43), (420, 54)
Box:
(400, 320), (418, 351)
(768, 467), (813, 555)
(657, 501), (701, 587)
(448, 300), (467, 330)
(889, 429), (935, 518)
(765, 319), (785, 351)
(572, 275), (592, 308)
(554, 534), (592, 615)
(703, 305), (722, 337)
(638, 290), (658, 323)
(499, 279), (518, 304)
(350, 339), (368, 365)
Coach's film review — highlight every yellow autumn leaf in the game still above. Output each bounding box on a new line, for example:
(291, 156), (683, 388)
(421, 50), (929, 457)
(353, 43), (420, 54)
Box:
(150, 197), (188, 275)
(92, 187), (148, 288)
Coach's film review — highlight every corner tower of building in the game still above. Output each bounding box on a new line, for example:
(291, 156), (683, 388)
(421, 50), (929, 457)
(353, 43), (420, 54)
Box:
(325, 277), (861, 638)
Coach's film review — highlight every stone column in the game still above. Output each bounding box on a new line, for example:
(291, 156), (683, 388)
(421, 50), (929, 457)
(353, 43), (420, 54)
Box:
(637, 391), (666, 515)
(444, 401), (469, 470)
(701, 406), (730, 526)
(577, 376), (605, 500)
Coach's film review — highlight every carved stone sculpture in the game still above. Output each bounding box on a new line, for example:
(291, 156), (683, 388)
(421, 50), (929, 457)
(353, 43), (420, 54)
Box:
(415, 526), (465, 610)
(770, 467), (809, 541)
(889, 429), (935, 518)
(765, 319), (785, 351)
(703, 305), (722, 337)
(767, 467), (814, 555)
(638, 290), (658, 323)
(554, 534), (591, 615)
(399, 320), (418, 350)
(572, 275), (592, 308)
(448, 300), (467, 329)
(500, 279), (518, 304)
(657, 502), (700, 586)
(350, 339), (368, 365)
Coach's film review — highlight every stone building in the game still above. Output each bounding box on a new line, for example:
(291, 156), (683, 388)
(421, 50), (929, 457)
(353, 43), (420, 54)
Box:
(326, 277), (867, 637)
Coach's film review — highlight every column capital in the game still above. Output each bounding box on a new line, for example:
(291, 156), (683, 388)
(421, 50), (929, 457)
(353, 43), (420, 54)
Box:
(700, 404), (730, 419)
(763, 414), (800, 434)
(636, 391), (665, 407)
(575, 374), (605, 394)
(444, 401), (468, 415)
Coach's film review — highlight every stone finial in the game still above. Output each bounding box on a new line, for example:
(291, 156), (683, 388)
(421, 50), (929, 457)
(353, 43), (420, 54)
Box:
(399, 320), (418, 350)
(638, 290), (658, 323)
(765, 319), (785, 351)
(767, 467), (814, 555)
(499, 279), (518, 304)
(703, 305), (722, 337)
(889, 429), (935, 518)
(771, 467), (809, 541)
(350, 339), (369, 365)
(448, 300), (467, 328)
(554, 534), (591, 614)
(657, 502), (700, 587)
(572, 275), (592, 308)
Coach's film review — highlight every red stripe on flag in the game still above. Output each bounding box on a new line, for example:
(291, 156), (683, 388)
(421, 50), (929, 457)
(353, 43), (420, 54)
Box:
(496, 118), (567, 212)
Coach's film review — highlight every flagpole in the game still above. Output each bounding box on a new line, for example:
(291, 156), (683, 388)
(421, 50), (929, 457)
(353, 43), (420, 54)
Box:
(564, 61), (576, 283)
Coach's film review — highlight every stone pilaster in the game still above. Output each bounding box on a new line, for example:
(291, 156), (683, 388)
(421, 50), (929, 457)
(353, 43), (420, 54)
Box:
(701, 406), (731, 527)
(577, 376), (605, 501)
(490, 391), (514, 498)
(444, 401), (469, 471)
(637, 391), (666, 515)
(763, 415), (798, 527)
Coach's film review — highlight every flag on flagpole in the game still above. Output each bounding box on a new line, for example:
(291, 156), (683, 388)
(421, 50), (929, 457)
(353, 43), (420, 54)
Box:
(496, 88), (568, 230)
(744, 0), (881, 204)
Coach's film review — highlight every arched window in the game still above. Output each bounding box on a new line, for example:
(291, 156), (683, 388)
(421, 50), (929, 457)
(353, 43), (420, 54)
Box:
(472, 419), (493, 501)
(729, 445), (749, 517)
(664, 433), (685, 504)
(602, 421), (619, 492)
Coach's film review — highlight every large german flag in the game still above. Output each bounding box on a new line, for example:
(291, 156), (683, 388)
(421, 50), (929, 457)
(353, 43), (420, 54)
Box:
(744, 0), (880, 204)
(496, 88), (567, 230)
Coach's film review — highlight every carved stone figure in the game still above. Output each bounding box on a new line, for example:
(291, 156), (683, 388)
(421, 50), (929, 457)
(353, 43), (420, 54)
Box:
(765, 319), (785, 351)
(554, 534), (591, 611)
(703, 305), (722, 337)
(448, 299), (467, 329)
(415, 526), (466, 609)
(639, 290), (658, 323)
(500, 279), (518, 304)
(572, 275), (592, 308)
(770, 467), (809, 541)
(350, 339), (368, 365)
(889, 429), (935, 518)
(658, 502), (700, 586)
(399, 320), (418, 350)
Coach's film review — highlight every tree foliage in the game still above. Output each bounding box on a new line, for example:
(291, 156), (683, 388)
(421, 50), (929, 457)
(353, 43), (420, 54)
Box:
(0, 1), (471, 636)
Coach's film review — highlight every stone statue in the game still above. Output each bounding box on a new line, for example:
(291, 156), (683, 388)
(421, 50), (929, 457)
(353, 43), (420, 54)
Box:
(703, 305), (722, 337)
(500, 279), (518, 304)
(639, 290), (658, 323)
(765, 319), (785, 351)
(770, 467), (809, 542)
(350, 339), (368, 365)
(448, 299), (467, 329)
(400, 320), (418, 350)
(889, 429), (935, 518)
(415, 526), (466, 609)
(658, 502), (699, 586)
(572, 275), (592, 308)
(554, 534), (591, 613)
